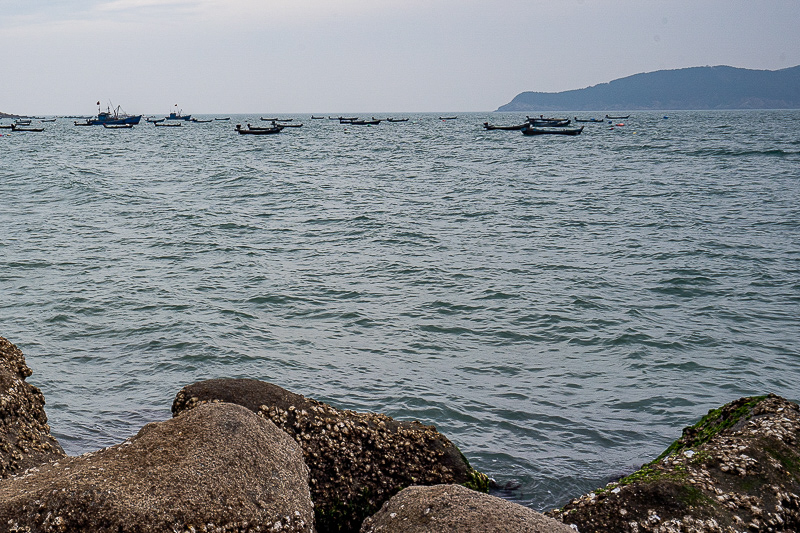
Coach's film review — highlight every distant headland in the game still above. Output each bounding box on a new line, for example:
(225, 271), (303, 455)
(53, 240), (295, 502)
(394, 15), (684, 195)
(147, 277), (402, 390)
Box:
(497, 65), (800, 112)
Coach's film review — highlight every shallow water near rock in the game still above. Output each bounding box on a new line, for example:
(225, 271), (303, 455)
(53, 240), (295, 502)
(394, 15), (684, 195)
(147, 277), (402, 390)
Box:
(1, 111), (799, 510)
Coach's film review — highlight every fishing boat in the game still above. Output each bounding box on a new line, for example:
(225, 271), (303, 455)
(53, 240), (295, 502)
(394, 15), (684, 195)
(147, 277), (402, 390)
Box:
(74, 121), (93, 126)
(10, 124), (44, 132)
(527, 116), (571, 127)
(15, 119), (32, 125)
(439, 116), (457, 120)
(235, 124), (282, 135)
(261, 117), (292, 122)
(605, 114), (630, 119)
(85, 102), (142, 125)
(350, 118), (381, 125)
(275, 122), (303, 128)
(191, 118), (213, 123)
(103, 123), (134, 129)
(215, 117), (231, 121)
(522, 125), (584, 136)
(41, 118), (57, 123)
(483, 122), (527, 131)
(166, 105), (191, 120)
(146, 117), (165, 123)
(574, 117), (603, 123)
(154, 121), (182, 127)
(386, 118), (409, 122)
(311, 116), (325, 119)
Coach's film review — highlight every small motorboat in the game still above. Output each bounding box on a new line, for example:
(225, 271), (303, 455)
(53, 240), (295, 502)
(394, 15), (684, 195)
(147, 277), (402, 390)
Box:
(235, 123), (282, 135)
(605, 114), (630, 119)
(41, 118), (57, 122)
(522, 125), (584, 136)
(154, 121), (182, 127)
(311, 115), (325, 119)
(483, 122), (527, 131)
(574, 117), (603, 123)
(147, 117), (165, 123)
(191, 118), (213, 123)
(215, 117), (231, 121)
(349, 118), (381, 125)
(386, 118), (409, 122)
(11, 124), (44, 132)
(261, 117), (292, 122)
(527, 116), (571, 127)
(74, 121), (93, 126)
(439, 116), (457, 120)
(103, 123), (134, 129)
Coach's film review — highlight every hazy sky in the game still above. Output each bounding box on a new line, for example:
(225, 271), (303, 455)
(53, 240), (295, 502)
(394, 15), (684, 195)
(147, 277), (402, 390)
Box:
(2, 0), (798, 114)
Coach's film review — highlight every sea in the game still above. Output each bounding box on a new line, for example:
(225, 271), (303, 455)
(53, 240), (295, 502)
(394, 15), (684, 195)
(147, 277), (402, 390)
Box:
(1, 111), (798, 510)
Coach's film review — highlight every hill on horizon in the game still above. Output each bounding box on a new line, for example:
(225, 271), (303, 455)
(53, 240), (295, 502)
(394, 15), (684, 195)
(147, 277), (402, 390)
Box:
(497, 65), (800, 112)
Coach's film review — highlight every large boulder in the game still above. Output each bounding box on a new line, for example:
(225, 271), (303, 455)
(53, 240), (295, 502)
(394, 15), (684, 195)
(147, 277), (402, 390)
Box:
(0, 336), (65, 478)
(547, 394), (800, 532)
(172, 379), (489, 533)
(360, 484), (574, 533)
(0, 402), (314, 532)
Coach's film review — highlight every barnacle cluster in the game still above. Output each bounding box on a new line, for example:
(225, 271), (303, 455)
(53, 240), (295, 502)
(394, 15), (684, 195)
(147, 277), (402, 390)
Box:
(548, 394), (800, 532)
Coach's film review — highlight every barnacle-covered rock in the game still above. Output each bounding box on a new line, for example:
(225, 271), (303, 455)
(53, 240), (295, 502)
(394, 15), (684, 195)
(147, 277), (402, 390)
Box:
(360, 484), (574, 533)
(547, 394), (800, 532)
(0, 336), (65, 478)
(173, 378), (488, 533)
(0, 402), (313, 532)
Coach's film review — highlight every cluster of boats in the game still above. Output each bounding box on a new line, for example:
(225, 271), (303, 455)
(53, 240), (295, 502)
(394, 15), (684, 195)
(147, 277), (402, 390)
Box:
(482, 113), (632, 136)
(0, 119), (45, 132)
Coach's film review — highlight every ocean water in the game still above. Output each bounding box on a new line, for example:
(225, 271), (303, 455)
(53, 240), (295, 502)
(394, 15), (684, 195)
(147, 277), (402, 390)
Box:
(1, 111), (799, 510)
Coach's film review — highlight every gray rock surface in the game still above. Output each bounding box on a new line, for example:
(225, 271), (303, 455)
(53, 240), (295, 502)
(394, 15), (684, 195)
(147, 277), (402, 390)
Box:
(172, 378), (488, 533)
(0, 402), (314, 532)
(0, 336), (65, 478)
(547, 394), (800, 532)
(360, 484), (574, 533)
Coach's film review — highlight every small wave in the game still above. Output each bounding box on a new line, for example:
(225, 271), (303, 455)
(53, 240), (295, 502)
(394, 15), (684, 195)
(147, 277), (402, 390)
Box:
(683, 147), (796, 158)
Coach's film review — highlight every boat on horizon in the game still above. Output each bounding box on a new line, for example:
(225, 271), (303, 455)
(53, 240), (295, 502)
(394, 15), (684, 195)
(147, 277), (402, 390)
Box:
(235, 123), (283, 135)
(522, 125), (584, 136)
(85, 101), (142, 125)
(483, 122), (527, 131)
(166, 105), (191, 121)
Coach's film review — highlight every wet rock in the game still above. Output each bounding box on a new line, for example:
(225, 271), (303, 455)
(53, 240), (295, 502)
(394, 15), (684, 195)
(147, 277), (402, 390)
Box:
(172, 378), (489, 533)
(0, 336), (65, 478)
(0, 402), (313, 532)
(547, 394), (800, 532)
(360, 484), (574, 533)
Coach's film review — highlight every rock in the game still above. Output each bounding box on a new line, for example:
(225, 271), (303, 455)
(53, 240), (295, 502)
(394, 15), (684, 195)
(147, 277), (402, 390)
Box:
(0, 336), (65, 478)
(547, 394), (800, 532)
(172, 379), (489, 533)
(0, 402), (314, 532)
(360, 484), (574, 532)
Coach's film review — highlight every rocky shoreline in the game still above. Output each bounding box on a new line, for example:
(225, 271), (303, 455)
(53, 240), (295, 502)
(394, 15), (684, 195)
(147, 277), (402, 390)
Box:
(1, 335), (798, 532)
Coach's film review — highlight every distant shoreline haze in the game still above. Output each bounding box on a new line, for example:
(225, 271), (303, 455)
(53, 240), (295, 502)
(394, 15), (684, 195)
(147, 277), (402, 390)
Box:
(497, 65), (800, 112)
(3, 65), (800, 117)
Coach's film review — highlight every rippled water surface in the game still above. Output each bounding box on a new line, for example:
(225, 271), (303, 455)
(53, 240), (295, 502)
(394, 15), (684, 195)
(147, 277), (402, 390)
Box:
(1, 111), (799, 509)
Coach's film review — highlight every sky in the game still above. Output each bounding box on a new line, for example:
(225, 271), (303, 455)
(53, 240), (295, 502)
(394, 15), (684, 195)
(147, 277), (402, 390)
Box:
(2, 0), (799, 115)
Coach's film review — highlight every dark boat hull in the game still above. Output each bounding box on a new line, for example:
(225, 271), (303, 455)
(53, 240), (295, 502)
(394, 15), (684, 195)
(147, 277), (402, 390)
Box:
(483, 122), (527, 131)
(236, 124), (282, 134)
(87, 115), (142, 125)
(10, 125), (44, 132)
(522, 126), (584, 136)
(103, 124), (133, 129)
